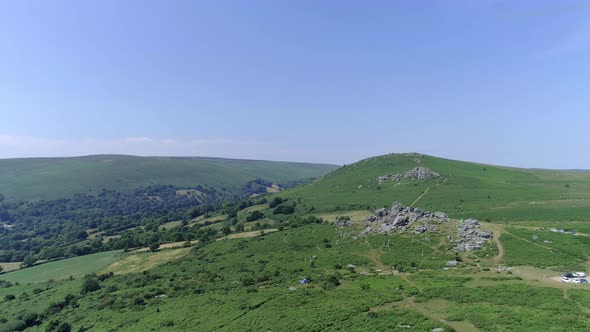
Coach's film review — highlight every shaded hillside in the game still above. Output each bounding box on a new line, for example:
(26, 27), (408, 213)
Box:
(0, 155), (338, 201)
(279, 153), (590, 221)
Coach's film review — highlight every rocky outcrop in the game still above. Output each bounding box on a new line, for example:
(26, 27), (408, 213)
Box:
(363, 202), (449, 234)
(362, 203), (493, 252)
(452, 219), (492, 251)
(377, 167), (440, 183)
(335, 220), (353, 227)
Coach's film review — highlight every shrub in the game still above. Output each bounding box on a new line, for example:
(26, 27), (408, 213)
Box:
(149, 242), (160, 252)
(246, 211), (264, 222)
(80, 275), (100, 294)
(268, 197), (284, 208)
(19, 311), (42, 328)
(273, 203), (296, 215)
(45, 320), (72, 332)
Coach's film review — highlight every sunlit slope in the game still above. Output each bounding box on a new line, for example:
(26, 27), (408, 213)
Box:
(0, 155), (338, 200)
(280, 153), (590, 221)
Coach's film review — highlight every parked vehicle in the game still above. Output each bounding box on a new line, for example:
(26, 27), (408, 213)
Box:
(572, 278), (581, 284)
(561, 276), (571, 283)
(580, 278), (589, 284)
(573, 272), (586, 277)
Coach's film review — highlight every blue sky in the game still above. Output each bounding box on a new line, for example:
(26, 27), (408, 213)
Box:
(1, 1), (589, 167)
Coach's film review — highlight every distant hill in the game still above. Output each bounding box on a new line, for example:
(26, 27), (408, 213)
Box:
(2, 153), (590, 331)
(0, 155), (338, 201)
(279, 153), (590, 222)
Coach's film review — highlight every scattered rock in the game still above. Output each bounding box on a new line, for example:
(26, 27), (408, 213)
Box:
(377, 167), (440, 183)
(446, 260), (459, 267)
(453, 219), (493, 251)
(363, 202), (448, 234)
(432, 328), (445, 332)
(335, 220), (353, 227)
(288, 287), (297, 291)
(154, 294), (168, 299)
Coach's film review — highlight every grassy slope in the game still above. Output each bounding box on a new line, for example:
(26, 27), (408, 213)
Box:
(0, 251), (122, 283)
(0, 155), (338, 200)
(3, 153), (590, 331)
(280, 153), (590, 222)
(12, 223), (590, 332)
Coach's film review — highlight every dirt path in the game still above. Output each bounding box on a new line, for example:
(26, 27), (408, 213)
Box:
(410, 178), (448, 207)
(493, 234), (505, 263)
(504, 230), (554, 251)
(480, 224), (506, 264)
(376, 297), (480, 332)
(364, 248), (388, 271)
(400, 274), (421, 291)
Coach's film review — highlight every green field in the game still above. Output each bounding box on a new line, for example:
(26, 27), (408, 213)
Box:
(0, 155), (337, 200)
(0, 251), (122, 283)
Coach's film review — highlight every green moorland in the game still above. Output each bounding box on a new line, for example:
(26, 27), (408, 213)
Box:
(0, 155), (338, 200)
(280, 153), (590, 222)
(1, 153), (590, 331)
(2, 222), (589, 331)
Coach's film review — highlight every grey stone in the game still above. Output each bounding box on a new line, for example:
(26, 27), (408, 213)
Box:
(446, 260), (459, 267)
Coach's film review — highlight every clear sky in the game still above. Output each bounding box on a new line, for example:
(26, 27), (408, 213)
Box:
(1, 1), (589, 168)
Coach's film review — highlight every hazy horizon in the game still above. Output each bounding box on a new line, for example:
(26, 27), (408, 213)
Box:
(2, 1), (590, 168)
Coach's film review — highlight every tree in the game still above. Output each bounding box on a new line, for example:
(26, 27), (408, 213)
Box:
(268, 197), (284, 208)
(149, 242), (160, 252)
(0, 265), (3, 273)
(246, 211), (264, 222)
(221, 226), (232, 235)
(21, 255), (37, 268)
(80, 275), (100, 294)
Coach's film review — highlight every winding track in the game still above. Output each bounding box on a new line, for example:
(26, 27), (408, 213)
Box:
(410, 177), (448, 207)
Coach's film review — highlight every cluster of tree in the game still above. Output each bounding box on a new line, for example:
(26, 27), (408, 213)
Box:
(242, 178), (274, 195)
(273, 203), (295, 215)
(0, 174), (315, 267)
(0, 185), (234, 262)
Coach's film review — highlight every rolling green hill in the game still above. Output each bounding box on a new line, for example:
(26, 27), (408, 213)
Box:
(279, 153), (590, 222)
(2, 153), (590, 331)
(0, 155), (338, 201)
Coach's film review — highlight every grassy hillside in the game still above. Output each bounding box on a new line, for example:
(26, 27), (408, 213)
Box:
(2, 153), (590, 331)
(0, 155), (338, 200)
(0, 251), (122, 284)
(2, 222), (589, 331)
(279, 153), (590, 222)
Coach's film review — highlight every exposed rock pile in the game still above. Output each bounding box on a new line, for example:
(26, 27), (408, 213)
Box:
(335, 220), (353, 227)
(377, 167), (440, 183)
(360, 203), (493, 252)
(452, 219), (493, 251)
(363, 202), (449, 234)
